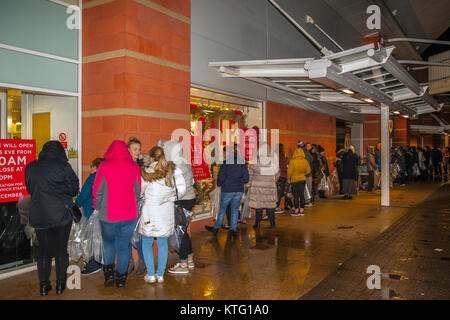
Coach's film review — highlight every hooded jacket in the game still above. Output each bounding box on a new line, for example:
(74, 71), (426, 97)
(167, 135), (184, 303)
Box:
(217, 151), (249, 193)
(25, 141), (79, 229)
(287, 148), (311, 183)
(93, 141), (141, 222)
(138, 161), (186, 238)
(158, 139), (195, 201)
(248, 145), (280, 209)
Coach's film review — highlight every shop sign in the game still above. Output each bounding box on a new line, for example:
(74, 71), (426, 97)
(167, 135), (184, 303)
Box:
(0, 139), (36, 203)
(59, 132), (68, 149)
(68, 148), (78, 159)
(191, 136), (211, 180)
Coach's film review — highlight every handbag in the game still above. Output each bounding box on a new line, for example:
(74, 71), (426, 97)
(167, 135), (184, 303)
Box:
(66, 202), (82, 223)
(173, 176), (187, 227)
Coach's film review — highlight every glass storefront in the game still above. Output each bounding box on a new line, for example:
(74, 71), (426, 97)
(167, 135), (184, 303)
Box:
(189, 88), (263, 220)
(0, 0), (81, 274)
(0, 88), (79, 272)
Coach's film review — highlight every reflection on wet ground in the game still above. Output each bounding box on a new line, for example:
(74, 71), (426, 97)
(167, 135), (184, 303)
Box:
(0, 182), (443, 300)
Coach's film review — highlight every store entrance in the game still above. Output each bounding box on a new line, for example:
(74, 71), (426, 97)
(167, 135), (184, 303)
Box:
(32, 112), (50, 156)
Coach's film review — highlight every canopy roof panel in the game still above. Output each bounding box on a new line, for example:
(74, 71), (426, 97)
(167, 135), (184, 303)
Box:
(209, 43), (442, 117)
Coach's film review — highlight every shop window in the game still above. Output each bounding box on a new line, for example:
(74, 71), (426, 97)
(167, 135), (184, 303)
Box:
(189, 93), (261, 219)
(6, 90), (22, 139)
(0, 90), (79, 272)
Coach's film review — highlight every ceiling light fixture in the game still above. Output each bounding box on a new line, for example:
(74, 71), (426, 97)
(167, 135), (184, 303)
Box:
(393, 111), (400, 114)
(363, 98), (374, 103)
(341, 89), (354, 95)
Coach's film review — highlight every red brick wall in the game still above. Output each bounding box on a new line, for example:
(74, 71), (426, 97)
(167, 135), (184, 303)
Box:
(363, 114), (380, 156)
(392, 118), (408, 148)
(265, 101), (336, 169)
(82, 0), (191, 183)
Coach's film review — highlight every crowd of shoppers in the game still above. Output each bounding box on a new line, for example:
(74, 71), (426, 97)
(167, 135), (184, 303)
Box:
(24, 134), (448, 295)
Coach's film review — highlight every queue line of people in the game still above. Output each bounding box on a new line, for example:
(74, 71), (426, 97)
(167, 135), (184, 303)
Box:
(25, 137), (196, 295)
(24, 136), (448, 296)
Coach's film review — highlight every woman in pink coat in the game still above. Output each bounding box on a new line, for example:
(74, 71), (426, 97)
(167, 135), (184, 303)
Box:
(93, 140), (141, 289)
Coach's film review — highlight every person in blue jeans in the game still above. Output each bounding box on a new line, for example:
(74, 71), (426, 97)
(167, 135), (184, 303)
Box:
(139, 146), (186, 284)
(205, 145), (249, 239)
(127, 137), (146, 275)
(75, 157), (105, 275)
(93, 140), (141, 289)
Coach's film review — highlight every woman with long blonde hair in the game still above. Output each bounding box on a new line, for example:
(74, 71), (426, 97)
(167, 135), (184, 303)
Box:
(139, 146), (186, 284)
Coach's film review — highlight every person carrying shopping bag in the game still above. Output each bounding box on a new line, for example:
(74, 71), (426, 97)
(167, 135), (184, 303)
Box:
(93, 140), (141, 289)
(126, 136), (146, 276)
(139, 146), (186, 284)
(75, 157), (105, 275)
(249, 143), (279, 231)
(204, 144), (249, 240)
(157, 139), (197, 274)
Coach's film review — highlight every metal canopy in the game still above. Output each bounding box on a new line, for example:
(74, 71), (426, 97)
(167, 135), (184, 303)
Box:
(209, 43), (442, 117)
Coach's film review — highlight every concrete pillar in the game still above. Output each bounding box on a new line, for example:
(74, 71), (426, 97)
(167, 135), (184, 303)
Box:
(380, 104), (390, 206)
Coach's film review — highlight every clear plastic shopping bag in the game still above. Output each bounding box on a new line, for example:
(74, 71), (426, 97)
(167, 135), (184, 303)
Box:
(168, 225), (186, 253)
(68, 215), (87, 262)
(241, 189), (251, 220)
(318, 171), (328, 192)
(131, 196), (145, 248)
(209, 187), (221, 220)
(80, 210), (105, 265)
(130, 216), (142, 249)
(304, 183), (311, 202)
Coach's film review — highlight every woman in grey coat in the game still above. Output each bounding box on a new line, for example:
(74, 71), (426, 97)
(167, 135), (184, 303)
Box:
(249, 143), (279, 230)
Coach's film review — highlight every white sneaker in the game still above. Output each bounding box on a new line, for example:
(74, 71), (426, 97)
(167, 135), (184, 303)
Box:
(168, 263), (189, 274)
(157, 275), (164, 283)
(144, 275), (156, 283)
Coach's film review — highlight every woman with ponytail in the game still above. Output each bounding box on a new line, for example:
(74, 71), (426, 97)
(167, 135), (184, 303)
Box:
(139, 146), (186, 284)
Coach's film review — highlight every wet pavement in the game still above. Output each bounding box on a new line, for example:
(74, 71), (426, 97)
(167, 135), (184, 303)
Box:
(0, 181), (446, 300)
(301, 183), (450, 300)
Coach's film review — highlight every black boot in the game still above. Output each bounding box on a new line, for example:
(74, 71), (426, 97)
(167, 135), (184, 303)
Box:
(56, 279), (66, 295)
(40, 282), (52, 296)
(269, 212), (276, 229)
(103, 264), (115, 287)
(228, 230), (236, 240)
(116, 272), (127, 289)
(37, 257), (52, 296)
(205, 225), (218, 236)
(253, 210), (262, 231)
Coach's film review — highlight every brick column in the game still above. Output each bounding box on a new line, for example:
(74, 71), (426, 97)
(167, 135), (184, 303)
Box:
(82, 0), (191, 182)
(363, 114), (380, 156)
(392, 118), (407, 148)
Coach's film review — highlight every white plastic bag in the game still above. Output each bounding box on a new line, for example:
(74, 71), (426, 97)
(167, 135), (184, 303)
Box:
(130, 216), (142, 248)
(304, 184), (311, 202)
(68, 215), (86, 262)
(131, 196), (145, 248)
(209, 187), (221, 220)
(80, 210), (105, 265)
(241, 189), (251, 220)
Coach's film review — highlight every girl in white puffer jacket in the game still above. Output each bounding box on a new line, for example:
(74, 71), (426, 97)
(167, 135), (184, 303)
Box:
(139, 146), (186, 284)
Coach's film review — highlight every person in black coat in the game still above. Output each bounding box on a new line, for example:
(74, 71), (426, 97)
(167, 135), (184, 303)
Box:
(431, 147), (443, 178)
(205, 145), (249, 239)
(341, 146), (359, 199)
(25, 141), (79, 296)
